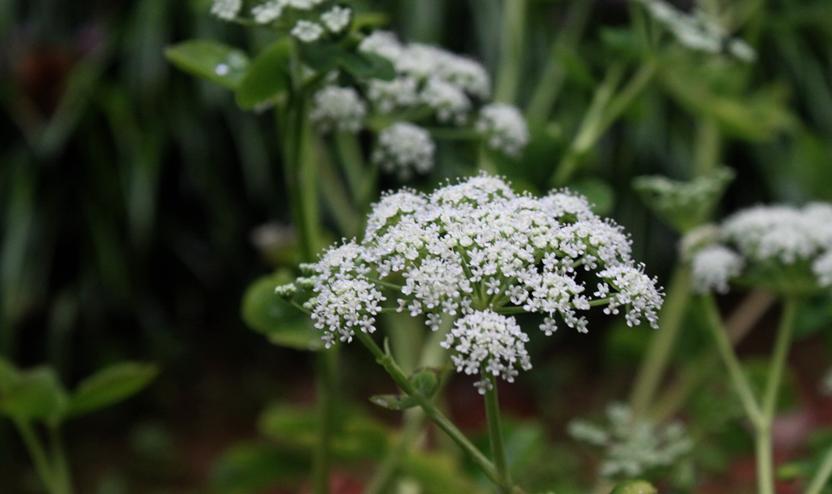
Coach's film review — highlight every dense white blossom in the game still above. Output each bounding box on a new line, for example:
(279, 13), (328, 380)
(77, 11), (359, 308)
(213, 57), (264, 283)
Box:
(441, 311), (532, 394)
(286, 175), (663, 390)
(477, 103), (529, 157)
(420, 77), (471, 124)
(684, 203), (832, 293)
(320, 5), (351, 33)
(367, 77), (420, 114)
(691, 245), (744, 294)
(251, 0), (284, 23)
(372, 123), (435, 179)
(211, 0), (242, 20)
(569, 403), (693, 479)
(310, 86), (367, 133)
(638, 0), (756, 62)
(286, 0), (325, 9)
(291, 20), (324, 42)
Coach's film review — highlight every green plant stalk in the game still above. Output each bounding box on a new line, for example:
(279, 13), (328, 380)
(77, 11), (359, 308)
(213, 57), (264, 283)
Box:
(484, 373), (512, 494)
(629, 267), (691, 416)
(284, 40), (334, 494)
(756, 298), (798, 494)
(495, 0), (526, 103)
(525, 0), (592, 125)
(551, 61), (656, 186)
(14, 419), (58, 494)
(334, 132), (366, 206)
(805, 444), (832, 494)
(354, 331), (512, 491)
(48, 425), (73, 494)
(694, 117), (721, 176)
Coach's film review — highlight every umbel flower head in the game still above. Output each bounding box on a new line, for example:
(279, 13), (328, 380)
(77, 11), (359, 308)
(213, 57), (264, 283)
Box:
(280, 175), (664, 392)
(685, 203), (832, 294)
(212, 0), (349, 43)
(569, 403), (693, 479)
(372, 123), (435, 179)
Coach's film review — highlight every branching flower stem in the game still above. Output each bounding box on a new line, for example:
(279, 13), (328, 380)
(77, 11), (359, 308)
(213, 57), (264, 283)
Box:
(702, 294), (798, 494)
(484, 373), (512, 494)
(355, 330), (522, 493)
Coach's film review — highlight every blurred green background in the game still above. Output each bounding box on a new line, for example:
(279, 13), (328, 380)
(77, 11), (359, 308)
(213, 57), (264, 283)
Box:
(2, 0), (832, 492)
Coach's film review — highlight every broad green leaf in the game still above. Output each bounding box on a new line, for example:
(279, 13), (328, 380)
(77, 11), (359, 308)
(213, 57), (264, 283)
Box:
(241, 274), (322, 351)
(0, 367), (68, 422)
(211, 441), (308, 493)
(236, 38), (292, 109)
(165, 40), (249, 89)
(369, 393), (418, 411)
(339, 52), (396, 81)
(610, 480), (657, 494)
(68, 362), (159, 417)
(300, 42), (344, 74)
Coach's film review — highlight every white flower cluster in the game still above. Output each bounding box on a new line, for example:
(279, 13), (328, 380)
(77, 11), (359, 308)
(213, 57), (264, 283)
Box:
(684, 203), (832, 293)
(441, 311), (532, 394)
(372, 123), (435, 179)
(637, 0), (756, 62)
(212, 0), (350, 43)
(476, 103), (529, 157)
(294, 175), (663, 389)
(359, 31), (492, 124)
(310, 86), (367, 133)
(569, 403), (693, 479)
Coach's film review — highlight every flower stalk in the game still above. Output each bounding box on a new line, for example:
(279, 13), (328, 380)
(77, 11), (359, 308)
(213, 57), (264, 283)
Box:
(484, 373), (512, 494)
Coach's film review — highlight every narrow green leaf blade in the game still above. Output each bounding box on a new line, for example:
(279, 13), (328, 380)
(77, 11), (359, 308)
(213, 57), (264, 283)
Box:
(165, 40), (249, 89)
(68, 362), (158, 417)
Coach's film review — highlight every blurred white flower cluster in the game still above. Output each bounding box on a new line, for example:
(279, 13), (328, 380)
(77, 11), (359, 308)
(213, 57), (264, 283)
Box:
(638, 0), (756, 62)
(569, 403), (693, 478)
(211, 0), (351, 43)
(305, 31), (529, 179)
(684, 203), (832, 293)
(279, 175), (664, 390)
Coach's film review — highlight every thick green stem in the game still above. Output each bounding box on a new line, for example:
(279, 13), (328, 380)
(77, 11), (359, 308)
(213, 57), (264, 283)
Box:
(48, 425), (72, 494)
(694, 117), (721, 176)
(14, 420), (57, 493)
(354, 331), (511, 491)
(701, 296), (764, 425)
(805, 445), (832, 494)
(629, 267), (691, 416)
(312, 349), (338, 494)
(484, 374), (512, 494)
(495, 0), (526, 103)
(756, 430), (775, 494)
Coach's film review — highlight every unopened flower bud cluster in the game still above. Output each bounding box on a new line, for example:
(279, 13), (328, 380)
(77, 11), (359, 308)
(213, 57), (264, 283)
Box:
(288, 175), (663, 391)
(569, 403), (693, 478)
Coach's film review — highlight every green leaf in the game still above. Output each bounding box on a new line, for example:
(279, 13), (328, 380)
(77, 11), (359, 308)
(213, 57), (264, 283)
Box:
(236, 38), (292, 109)
(339, 52), (396, 81)
(369, 393), (418, 411)
(211, 441), (308, 493)
(300, 42), (345, 74)
(68, 362), (158, 417)
(409, 368), (440, 398)
(0, 367), (68, 422)
(610, 480), (657, 494)
(165, 40), (249, 89)
(241, 274), (322, 351)
(0, 357), (18, 391)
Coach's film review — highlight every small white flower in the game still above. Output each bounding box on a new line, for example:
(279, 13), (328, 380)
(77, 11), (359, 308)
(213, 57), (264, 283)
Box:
(291, 20), (324, 43)
(251, 0), (285, 23)
(211, 0), (242, 20)
(373, 123), (435, 179)
(359, 30), (404, 61)
(320, 5), (351, 33)
(275, 283), (298, 297)
(367, 77), (419, 114)
(420, 77), (471, 125)
(285, 0), (324, 10)
(691, 245), (744, 293)
(310, 86), (367, 133)
(476, 103), (529, 157)
(441, 310), (532, 394)
(813, 250), (832, 288)
(597, 265), (664, 328)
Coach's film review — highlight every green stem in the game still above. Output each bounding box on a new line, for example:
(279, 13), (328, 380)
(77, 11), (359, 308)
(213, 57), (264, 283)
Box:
(484, 373), (512, 494)
(48, 425), (72, 494)
(525, 1), (592, 125)
(14, 420), (57, 493)
(495, 0), (526, 103)
(334, 132), (366, 206)
(756, 431), (774, 494)
(629, 267), (691, 415)
(312, 349), (339, 494)
(354, 331), (510, 491)
(701, 295), (764, 426)
(805, 444), (832, 494)
(763, 298), (797, 420)
(693, 117), (721, 176)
